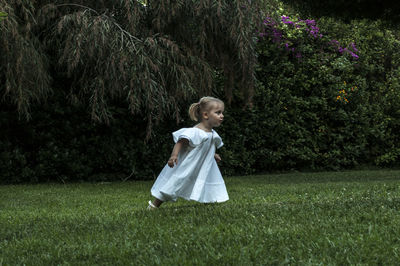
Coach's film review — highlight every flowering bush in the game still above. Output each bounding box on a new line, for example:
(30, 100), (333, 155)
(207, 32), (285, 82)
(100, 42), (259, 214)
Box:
(335, 82), (357, 104)
(246, 8), (400, 171)
(258, 14), (359, 61)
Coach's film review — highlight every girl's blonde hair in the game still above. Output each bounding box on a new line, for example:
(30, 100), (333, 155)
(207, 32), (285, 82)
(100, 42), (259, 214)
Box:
(188, 96), (224, 121)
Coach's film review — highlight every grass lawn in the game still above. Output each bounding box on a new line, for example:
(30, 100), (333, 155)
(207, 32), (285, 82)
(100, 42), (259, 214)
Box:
(1, 170), (400, 265)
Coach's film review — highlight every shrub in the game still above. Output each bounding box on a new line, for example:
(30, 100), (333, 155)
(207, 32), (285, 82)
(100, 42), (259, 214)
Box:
(2, 2), (400, 183)
(247, 11), (400, 171)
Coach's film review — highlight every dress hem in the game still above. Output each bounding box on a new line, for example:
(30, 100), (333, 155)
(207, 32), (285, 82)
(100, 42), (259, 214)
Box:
(151, 190), (229, 203)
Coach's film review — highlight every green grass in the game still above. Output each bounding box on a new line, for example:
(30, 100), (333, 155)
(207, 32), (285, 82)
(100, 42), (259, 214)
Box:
(1, 170), (400, 265)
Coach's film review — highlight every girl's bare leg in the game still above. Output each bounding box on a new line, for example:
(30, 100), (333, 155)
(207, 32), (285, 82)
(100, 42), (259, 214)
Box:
(152, 198), (163, 207)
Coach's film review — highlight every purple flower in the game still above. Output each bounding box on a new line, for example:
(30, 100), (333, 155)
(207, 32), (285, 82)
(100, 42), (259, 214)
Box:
(350, 42), (358, 52)
(281, 16), (294, 25)
(348, 51), (359, 59)
(258, 15), (359, 60)
(263, 17), (277, 28)
(306, 19), (315, 24)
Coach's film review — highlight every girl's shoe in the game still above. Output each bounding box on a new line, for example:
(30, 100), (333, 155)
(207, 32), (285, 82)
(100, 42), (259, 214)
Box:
(147, 200), (158, 210)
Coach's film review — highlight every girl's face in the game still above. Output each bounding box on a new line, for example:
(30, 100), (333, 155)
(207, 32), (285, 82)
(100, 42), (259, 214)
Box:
(204, 102), (224, 128)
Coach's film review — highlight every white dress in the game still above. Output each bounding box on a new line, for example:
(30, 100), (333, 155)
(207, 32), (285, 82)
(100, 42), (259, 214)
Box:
(151, 127), (229, 203)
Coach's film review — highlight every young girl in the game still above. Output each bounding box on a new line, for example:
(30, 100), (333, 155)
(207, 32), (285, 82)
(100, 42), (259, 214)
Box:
(148, 96), (229, 209)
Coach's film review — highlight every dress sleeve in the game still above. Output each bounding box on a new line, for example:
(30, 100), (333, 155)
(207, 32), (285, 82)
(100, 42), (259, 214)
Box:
(213, 130), (224, 149)
(172, 128), (208, 147)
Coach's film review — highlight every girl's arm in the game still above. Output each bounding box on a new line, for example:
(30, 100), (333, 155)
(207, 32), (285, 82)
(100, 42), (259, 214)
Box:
(214, 153), (221, 163)
(168, 139), (189, 167)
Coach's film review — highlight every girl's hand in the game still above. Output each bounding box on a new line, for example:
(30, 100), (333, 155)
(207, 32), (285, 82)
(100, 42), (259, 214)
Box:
(168, 155), (178, 168)
(214, 153), (221, 163)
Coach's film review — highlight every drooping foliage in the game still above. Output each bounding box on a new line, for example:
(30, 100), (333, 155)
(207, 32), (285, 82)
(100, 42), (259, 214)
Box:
(0, 11), (6, 20)
(0, 0), (260, 135)
(0, 0), (51, 118)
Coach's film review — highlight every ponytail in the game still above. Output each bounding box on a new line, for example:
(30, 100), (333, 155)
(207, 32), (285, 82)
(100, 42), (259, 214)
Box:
(189, 102), (201, 121)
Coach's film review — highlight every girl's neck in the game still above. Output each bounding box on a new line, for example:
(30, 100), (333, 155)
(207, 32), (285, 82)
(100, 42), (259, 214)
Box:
(195, 122), (212, 132)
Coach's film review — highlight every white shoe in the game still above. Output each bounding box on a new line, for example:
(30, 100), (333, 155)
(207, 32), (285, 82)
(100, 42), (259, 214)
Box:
(147, 200), (157, 210)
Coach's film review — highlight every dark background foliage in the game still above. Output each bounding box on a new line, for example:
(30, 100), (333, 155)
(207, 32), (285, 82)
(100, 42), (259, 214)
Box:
(281, 0), (400, 22)
(1, 0), (400, 184)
